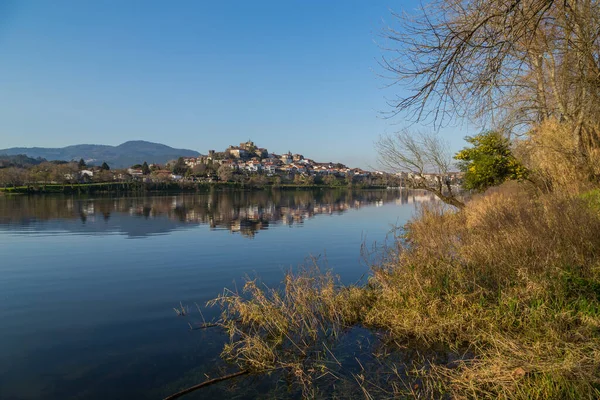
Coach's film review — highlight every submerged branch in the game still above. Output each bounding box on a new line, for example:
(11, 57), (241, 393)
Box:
(187, 322), (220, 330)
(163, 369), (250, 400)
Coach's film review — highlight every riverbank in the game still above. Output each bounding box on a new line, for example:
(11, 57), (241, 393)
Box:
(0, 181), (393, 195)
(206, 182), (600, 399)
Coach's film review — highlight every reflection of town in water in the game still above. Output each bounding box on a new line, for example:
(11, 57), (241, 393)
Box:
(0, 190), (436, 238)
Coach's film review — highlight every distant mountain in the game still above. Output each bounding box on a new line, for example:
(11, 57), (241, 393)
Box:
(0, 141), (200, 168)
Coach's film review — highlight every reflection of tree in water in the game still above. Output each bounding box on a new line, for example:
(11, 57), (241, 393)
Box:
(172, 206), (188, 223)
(0, 189), (436, 238)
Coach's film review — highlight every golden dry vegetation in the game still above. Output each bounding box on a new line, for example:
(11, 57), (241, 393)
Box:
(210, 121), (600, 399)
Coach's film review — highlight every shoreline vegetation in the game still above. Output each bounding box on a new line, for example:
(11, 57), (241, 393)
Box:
(168, 120), (600, 399)
(0, 181), (400, 195)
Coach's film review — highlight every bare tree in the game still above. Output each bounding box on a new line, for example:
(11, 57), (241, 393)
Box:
(376, 131), (465, 208)
(192, 163), (207, 176)
(51, 162), (78, 185)
(381, 0), (600, 154)
(217, 164), (233, 182)
(0, 167), (26, 188)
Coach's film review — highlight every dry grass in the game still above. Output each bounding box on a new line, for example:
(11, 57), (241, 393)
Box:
(173, 302), (189, 316)
(209, 186), (600, 398)
(209, 121), (600, 398)
(364, 182), (600, 398)
(208, 263), (373, 397)
(516, 119), (600, 193)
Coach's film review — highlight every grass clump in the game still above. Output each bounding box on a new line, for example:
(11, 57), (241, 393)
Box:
(209, 264), (373, 397)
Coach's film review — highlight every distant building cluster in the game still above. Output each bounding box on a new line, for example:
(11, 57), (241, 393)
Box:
(181, 140), (371, 178)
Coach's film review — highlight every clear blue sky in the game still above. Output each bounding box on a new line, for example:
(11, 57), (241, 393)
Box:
(0, 0), (473, 169)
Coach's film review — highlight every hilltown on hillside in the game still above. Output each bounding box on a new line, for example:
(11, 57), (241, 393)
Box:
(126, 140), (463, 186)
(119, 140), (364, 178)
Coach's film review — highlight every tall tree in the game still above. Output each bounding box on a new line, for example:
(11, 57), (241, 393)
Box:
(192, 163), (207, 176)
(381, 0), (600, 154)
(141, 161), (150, 175)
(217, 164), (233, 182)
(172, 157), (189, 175)
(100, 162), (110, 171)
(78, 158), (86, 169)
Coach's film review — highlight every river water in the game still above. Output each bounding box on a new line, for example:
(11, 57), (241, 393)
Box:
(0, 189), (433, 399)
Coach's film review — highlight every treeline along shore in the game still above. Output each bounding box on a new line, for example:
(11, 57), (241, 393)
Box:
(0, 181), (398, 195)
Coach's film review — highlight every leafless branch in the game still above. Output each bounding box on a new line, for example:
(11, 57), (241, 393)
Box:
(380, 0), (600, 152)
(375, 131), (465, 208)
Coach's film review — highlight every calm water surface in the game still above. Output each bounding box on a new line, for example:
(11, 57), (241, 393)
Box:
(0, 189), (433, 399)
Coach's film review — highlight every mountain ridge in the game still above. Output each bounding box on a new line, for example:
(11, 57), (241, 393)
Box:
(0, 140), (200, 168)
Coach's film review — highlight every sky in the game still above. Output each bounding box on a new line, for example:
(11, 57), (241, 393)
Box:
(0, 0), (476, 169)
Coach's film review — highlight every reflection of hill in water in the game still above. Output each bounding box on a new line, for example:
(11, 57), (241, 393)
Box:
(0, 190), (436, 238)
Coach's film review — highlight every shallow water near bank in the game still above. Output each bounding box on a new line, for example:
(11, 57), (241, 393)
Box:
(0, 189), (433, 399)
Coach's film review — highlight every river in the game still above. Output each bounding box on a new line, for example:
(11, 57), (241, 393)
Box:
(0, 189), (434, 399)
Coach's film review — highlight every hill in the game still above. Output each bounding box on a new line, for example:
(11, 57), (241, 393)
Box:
(0, 141), (200, 168)
(0, 154), (46, 168)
